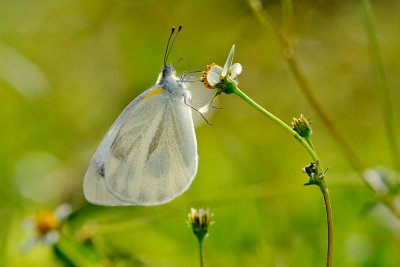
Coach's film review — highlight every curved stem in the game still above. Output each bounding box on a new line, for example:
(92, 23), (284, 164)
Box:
(320, 185), (333, 267)
(305, 136), (315, 151)
(248, 0), (365, 173)
(233, 86), (320, 168)
(231, 85), (332, 267)
(248, 0), (400, 219)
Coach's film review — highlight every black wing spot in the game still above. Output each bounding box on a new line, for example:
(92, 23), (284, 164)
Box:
(98, 164), (105, 177)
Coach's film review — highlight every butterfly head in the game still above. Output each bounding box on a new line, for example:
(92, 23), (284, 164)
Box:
(156, 26), (182, 85)
(162, 63), (176, 77)
(156, 63), (178, 85)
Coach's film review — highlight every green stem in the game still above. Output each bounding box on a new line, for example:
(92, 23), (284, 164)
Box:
(248, 0), (365, 174)
(55, 238), (98, 267)
(232, 86), (320, 168)
(231, 85), (333, 267)
(249, 0), (400, 216)
(360, 0), (400, 174)
(320, 185), (333, 267)
(305, 136), (315, 151)
(199, 239), (204, 267)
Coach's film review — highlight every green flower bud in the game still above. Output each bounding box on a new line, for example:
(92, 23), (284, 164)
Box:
(292, 114), (312, 138)
(187, 208), (214, 242)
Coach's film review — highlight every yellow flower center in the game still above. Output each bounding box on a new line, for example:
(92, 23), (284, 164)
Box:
(34, 210), (60, 235)
(200, 63), (219, 89)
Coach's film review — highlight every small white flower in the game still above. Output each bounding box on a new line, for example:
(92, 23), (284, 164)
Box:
(20, 204), (72, 252)
(206, 45), (242, 87)
(364, 169), (389, 195)
(199, 45), (242, 114)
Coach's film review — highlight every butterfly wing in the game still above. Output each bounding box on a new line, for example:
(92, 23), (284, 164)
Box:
(84, 87), (198, 206)
(83, 87), (154, 206)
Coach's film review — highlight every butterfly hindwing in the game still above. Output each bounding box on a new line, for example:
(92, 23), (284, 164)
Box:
(83, 86), (198, 206)
(84, 86), (157, 206)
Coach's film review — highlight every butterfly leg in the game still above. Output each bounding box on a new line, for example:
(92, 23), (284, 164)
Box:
(183, 94), (212, 125)
(180, 71), (203, 84)
(174, 57), (195, 70)
(196, 89), (224, 114)
(189, 100), (223, 110)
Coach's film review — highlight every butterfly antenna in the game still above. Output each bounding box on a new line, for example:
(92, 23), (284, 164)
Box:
(164, 27), (176, 66)
(165, 25), (182, 65)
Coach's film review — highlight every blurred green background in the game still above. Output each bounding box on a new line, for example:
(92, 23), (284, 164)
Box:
(1, 0), (400, 266)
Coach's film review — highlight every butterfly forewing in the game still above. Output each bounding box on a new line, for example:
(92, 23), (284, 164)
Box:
(105, 91), (198, 205)
(83, 87), (154, 206)
(84, 86), (198, 206)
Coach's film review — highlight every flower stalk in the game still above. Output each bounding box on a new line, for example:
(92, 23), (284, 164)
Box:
(201, 44), (333, 267)
(226, 84), (319, 165)
(247, 0), (400, 220)
(188, 208), (214, 267)
(54, 237), (99, 267)
(231, 84), (333, 267)
(247, 0), (365, 174)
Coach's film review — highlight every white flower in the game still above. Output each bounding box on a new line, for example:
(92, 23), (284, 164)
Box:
(206, 45), (242, 87)
(20, 204), (72, 252)
(199, 45), (242, 114)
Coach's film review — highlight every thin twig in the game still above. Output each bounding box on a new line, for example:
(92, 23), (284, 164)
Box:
(359, 0), (400, 174)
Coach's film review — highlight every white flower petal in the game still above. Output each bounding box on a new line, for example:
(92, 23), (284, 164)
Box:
(199, 209), (205, 223)
(54, 203), (72, 221)
(190, 208), (197, 217)
(20, 236), (39, 253)
(22, 219), (35, 232)
(222, 45), (235, 77)
(207, 66), (223, 86)
(230, 63), (242, 79)
(43, 231), (59, 245)
(209, 65), (223, 75)
(364, 169), (389, 195)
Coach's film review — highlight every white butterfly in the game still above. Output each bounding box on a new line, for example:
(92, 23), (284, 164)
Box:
(83, 26), (199, 206)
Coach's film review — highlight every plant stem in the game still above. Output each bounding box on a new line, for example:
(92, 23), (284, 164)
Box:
(199, 239), (204, 267)
(55, 238), (98, 267)
(320, 184), (333, 267)
(233, 86), (319, 165)
(248, 0), (365, 174)
(248, 0), (400, 218)
(305, 136), (315, 151)
(232, 85), (333, 267)
(359, 0), (400, 174)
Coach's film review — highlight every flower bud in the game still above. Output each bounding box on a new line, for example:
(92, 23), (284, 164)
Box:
(188, 208), (214, 242)
(292, 114), (312, 138)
